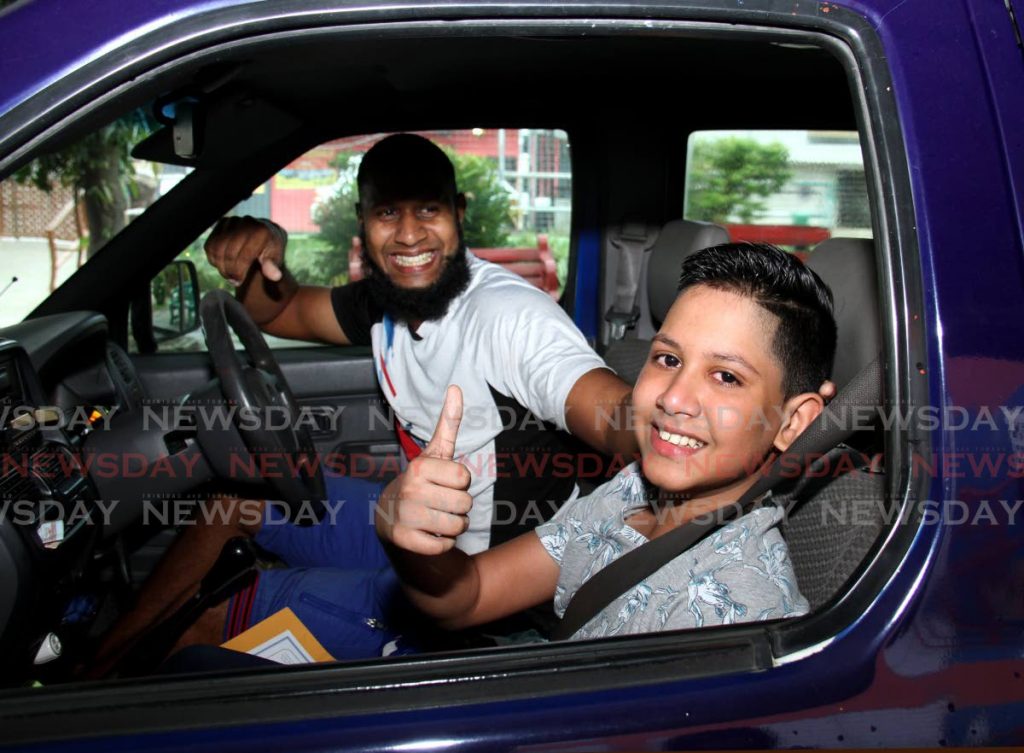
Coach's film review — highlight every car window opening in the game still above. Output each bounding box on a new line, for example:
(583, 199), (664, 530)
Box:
(0, 24), (899, 693)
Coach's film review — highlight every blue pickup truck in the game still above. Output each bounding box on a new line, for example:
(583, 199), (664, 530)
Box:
(0, 0), (1022, 749)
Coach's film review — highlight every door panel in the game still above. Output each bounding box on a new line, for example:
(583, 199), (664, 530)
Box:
(131, 346), (400, 486)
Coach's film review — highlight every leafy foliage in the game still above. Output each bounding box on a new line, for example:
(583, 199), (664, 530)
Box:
(14, 111), (154, 256)
(312, 147), (513, 280)
(686, 137), (792, 224)
(450, 149), (512, 248)
(280, 235), (341, 287)
(309, 153), (361, 285)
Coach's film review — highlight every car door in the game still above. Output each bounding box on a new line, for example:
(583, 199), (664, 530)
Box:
(5, 1), (1024, 749)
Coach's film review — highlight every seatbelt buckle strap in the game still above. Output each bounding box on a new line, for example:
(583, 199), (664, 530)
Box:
(605, 305), (641, 340)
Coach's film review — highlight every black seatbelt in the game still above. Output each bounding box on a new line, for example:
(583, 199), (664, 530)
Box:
(551, 357), (882, 641)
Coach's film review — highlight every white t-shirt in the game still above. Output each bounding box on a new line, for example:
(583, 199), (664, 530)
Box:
(332, 254), (607, 553)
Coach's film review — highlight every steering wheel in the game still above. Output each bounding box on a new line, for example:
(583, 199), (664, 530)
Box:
(198, 290), (325, 520)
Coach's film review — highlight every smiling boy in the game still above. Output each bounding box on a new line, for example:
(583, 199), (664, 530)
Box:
(376, 242), (837, 638)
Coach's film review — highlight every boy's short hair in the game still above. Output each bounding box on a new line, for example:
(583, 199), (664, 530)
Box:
(678, 242), (837, 397)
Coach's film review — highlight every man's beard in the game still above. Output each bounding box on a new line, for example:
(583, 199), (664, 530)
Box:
(360, 236), (472, 324)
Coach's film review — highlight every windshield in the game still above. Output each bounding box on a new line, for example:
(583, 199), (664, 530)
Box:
(0, 110), (163, 326)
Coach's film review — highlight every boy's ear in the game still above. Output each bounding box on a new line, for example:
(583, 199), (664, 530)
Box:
(773, 392), (826, 452)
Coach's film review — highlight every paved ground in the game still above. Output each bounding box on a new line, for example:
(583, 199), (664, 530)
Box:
(0, 237), (79, 327)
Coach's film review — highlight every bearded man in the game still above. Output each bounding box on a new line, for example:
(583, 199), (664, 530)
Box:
(94, 134), (634, 665)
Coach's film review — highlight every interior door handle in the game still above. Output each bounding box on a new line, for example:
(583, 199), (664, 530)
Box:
(307, 406), (342, 437)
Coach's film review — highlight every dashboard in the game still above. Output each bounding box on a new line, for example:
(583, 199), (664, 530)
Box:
(0, 309), (322, 683)
(0, 312), (141, 681)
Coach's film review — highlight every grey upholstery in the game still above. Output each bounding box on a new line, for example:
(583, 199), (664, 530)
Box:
(602, 338), (653, 386)
(647, 219), (731, 325)
(604, 219), (729, 384)
(780, 236), (886, 611)
(779, 462), (885, 610)
(805, 237), (880, 389)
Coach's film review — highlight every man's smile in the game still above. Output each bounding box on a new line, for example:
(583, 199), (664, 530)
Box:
(391, 251), (435, 268)
(385, 248), (443, 281)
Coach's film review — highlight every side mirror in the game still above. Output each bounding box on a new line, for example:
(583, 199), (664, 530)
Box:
(152, 260), (200, 344)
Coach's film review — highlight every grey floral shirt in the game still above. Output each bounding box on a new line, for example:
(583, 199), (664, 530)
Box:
(535, 463), (809, 640)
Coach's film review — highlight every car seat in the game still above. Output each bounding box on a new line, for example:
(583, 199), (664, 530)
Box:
(778, 236), (888, 609)
(602, 219), (729, 384)
(554, 236), (890, 635)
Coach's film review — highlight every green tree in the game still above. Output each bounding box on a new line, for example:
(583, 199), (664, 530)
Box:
(313, 147), (512, 267)
(14, 112), (153, 258)
(309, 152), (361, 284)
(686, 137), (792, 224)
(449, 149), (512, 248)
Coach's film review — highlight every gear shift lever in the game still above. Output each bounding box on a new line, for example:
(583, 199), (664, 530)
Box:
(116, 537), (257, 677)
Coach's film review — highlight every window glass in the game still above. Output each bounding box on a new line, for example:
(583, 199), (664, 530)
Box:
(683, 130), (870, 250)
(155, 128), (572, 352)
(0, 110), (161, 327)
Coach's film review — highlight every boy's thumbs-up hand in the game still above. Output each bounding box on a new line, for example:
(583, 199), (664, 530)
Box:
(375, 386), (473, 555)
(422, 384), (462, 460)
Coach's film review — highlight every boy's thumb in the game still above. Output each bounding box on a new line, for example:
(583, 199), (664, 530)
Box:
(423, 385), (463, 460)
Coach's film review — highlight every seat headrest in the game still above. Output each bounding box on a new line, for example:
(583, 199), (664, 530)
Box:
(805, 237), (880, 389)
(647, 219), (730, 324)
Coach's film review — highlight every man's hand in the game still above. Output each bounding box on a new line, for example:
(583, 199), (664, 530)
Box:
(819, 380), (837, 402)
(205, 216), (287, 287)
(376, 386), (472, 555)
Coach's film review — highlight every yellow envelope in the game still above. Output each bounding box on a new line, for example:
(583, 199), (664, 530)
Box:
(221, 607), (334, 664)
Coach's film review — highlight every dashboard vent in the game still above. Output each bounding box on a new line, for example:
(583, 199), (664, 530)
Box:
(0, 464), (34, 502)
(1, 428), (43, 501)
(31, 447), (65, 481)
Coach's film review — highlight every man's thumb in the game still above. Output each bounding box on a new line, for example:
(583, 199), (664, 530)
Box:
(424, 385), (463, 460)
(261, 256), (283, 282)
